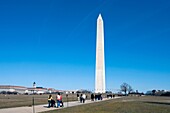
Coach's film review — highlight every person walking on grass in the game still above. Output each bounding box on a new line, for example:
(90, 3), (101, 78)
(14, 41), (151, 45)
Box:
(77, 93), (80, 101)
(91, 93), (94, 101)
(48, 95), (52, 108)
(60, 94), (64, 107)
(82, 93), (86, 103)
(80, 94), (83, 103)
(56, 93), (63, 108)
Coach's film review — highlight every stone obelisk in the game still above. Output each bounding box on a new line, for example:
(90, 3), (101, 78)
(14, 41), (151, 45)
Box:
(95, 14), (105, 93)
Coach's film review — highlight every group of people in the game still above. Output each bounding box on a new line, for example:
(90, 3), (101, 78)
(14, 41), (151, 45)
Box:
(47, 93), (63, 108)
(77, 93), (87, 103)
(91, 93), (103, 101)
(48, 93), (104, 108)
(77, 93), (103, 103)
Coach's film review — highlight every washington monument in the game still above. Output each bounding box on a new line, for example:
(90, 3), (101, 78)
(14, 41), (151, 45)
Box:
(95, 14), (105, 93)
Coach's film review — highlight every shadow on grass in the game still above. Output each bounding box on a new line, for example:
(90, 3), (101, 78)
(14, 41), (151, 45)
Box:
(144, 101), (170, 106)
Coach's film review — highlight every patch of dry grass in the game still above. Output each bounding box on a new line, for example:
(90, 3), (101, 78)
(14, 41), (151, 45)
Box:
(0, 93), (108, 108)
(0, 94), (78, 108)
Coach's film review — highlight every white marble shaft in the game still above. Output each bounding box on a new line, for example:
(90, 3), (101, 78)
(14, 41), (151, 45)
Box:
(95, 14), (105, 93)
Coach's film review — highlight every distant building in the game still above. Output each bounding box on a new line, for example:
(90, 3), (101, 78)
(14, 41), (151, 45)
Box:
(27, 87), (48, 94)
(64, 90), (77, 94)
(0, 85), (27, 94)
(33, 82), (36, 88)
(0, 85), (61, 95)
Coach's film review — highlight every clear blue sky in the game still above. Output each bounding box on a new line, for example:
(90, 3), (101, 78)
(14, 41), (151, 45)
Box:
(0, 0), (170, 93)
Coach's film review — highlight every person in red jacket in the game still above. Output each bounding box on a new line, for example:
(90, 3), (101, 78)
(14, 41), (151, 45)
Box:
(56, 93), (63, 107)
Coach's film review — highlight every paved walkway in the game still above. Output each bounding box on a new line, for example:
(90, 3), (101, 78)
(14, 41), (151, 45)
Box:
(0, 97), (119, 113)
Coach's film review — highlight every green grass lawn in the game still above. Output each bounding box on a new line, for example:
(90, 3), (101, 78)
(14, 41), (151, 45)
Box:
(42, 96), (170, 113)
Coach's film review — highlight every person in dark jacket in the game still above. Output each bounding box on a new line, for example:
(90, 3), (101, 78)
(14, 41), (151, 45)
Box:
(91, 93), (94, 101)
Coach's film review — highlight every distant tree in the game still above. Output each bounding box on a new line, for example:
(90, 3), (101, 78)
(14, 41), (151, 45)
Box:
(120, 83), (133, 95)
(0, 91), (7, 94)
(152, 90), (156, 95)
(120, 83), (128, 95)
(76, 91), (81, 93)
(128, 85), (133, 94)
